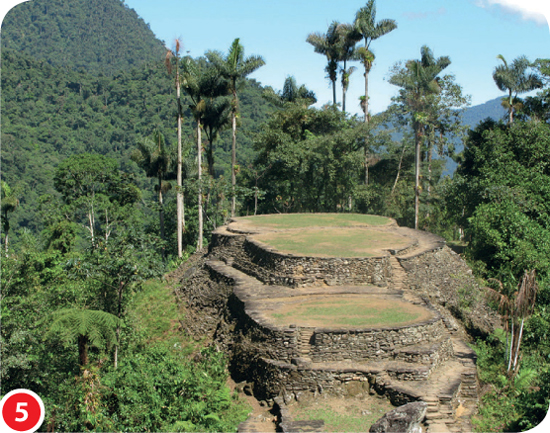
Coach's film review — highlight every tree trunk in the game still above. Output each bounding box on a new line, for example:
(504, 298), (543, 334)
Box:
(342, 63), (347, 114)
(508, 320), (515, 372)
(231, 105), (237, 218)
(197, 119), (203, 251)
(508, 90), (514, 124)
(365, 147), (369, 186)
(414, 123), (422, 230)
(208, 140), (215, 178)
(176, 67), (184, 257)
(364, 70), (369, 123)
(426, 132), (433, 221)
(78, 335), (89, 367)
(158, 175), (165, 241)
(332, 80), (337, 106)
(114, 327), (119, 370)
(391, 143), (407, 195)
(513, 318), (525, 371)
(88, 206), (95, 248)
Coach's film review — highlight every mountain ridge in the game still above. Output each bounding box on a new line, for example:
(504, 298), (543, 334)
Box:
(1, 0), (166, 76)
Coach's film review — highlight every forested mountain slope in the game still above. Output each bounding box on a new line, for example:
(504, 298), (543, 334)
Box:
(1, 47), (274, 236)
(460, 97), (507, 128)
(1, 0), (166, 76)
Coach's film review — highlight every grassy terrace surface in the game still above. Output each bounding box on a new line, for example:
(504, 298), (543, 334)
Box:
(254, 228), (409, 257)
(238, 213), (392, 229)
(266, 295), (433, 328)
(289, 396), (394, 431)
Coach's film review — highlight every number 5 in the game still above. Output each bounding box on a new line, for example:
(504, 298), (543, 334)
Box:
(15, 402), (28, 422)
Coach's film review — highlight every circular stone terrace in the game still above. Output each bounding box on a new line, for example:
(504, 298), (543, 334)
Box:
(214, 213), (446, 331)
(260, 292), (436, 329)
(206, 214), (476, 432)
(227, 213), (419, 258)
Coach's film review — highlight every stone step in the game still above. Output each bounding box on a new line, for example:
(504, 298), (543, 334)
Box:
(425, 412), (445, 420)
(427, 422), (452, 433)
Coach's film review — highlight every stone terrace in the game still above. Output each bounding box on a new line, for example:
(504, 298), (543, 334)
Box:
(178, 215), (481, 433)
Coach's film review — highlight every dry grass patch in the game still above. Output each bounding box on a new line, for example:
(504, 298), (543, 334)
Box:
(254, 227), (410, 257)
(239, 213), (392, 230)
(265, 294), (434, 328)
(288, 396), (394, 432)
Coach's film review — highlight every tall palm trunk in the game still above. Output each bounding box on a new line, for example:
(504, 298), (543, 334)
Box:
(176, 66), (184, 257)
(364, 71), (369, 123)
(508, 90), (514, 124)
(231, 93), (237, 217)
(158, 174), (165, 241)
(197, 119), (203, 250)
(342, 60), (347, 113)
(365, 146), (369, 186)
(414, 121), (423, 230)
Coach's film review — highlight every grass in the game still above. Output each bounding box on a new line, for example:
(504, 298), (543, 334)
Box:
(128, 279), (185, 343)
(268, 296), (429, 327)
(254, 227), (409, 257)
(240, 213), (391, 229)
(290, 397), (394, 432)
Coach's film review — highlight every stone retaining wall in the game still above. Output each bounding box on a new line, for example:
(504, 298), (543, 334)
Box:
(398, 245), (496, 337)
(252, 357), (422, 407)
(251, 357), (375, 401)
(394, 338), (454, 366)
(206, 259), (450, 367)
(309, 318), (445, 363)
(216, 232), (393, 288)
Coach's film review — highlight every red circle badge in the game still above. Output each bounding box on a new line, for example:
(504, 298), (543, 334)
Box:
(0, 389), (45, 433)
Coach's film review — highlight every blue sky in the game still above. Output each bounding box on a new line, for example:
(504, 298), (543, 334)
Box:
(119, 0), (550, 115)
(1, 0), (549, 116)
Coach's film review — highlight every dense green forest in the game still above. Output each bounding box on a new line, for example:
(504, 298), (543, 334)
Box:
(1, 0), (167, 76)
(2, 0), (549, 431)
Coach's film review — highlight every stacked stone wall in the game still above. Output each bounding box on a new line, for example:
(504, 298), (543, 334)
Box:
(232, 236), (393, 287)
(309, 319), (445, 362)
(394, 338), (454, 367)
(399, 245), (496, 336)
(251, 358), (375, 400)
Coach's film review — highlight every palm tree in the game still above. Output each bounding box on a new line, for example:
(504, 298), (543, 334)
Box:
(493, 55), (543, 124)
(203, 98), (231, 178)
(206, 39), (265, 217)
(181, 57), (228, 250)
(1, 180), (19, 255)
(307, 21), (342, 106)
(389, 46), (450, 229)
(335, 23), (361, 114)
(131, 130), (173, 244)
(354, 0), (397, 123)
(165, 39), (185, 257)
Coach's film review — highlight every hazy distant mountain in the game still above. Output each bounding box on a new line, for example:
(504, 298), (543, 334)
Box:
(461, 97), (507, 128)
(1, 0), (166, 76)
(439, 97), (507, 174)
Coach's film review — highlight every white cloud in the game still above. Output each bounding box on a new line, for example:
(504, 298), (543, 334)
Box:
(475, 0), (550, 27)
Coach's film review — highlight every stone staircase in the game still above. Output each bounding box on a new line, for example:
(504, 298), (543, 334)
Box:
(389, 254), (407, 291)
(297, 327), (315, 362)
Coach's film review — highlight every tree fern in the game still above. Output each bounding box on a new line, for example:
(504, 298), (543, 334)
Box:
(47, 308), (120, 367)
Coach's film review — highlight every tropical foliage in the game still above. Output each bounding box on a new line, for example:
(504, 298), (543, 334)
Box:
(2, 0), (550, 430)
